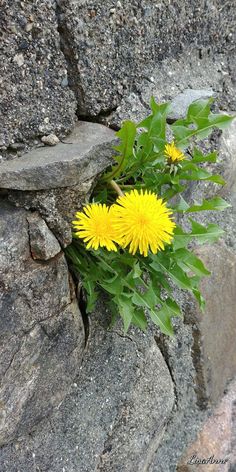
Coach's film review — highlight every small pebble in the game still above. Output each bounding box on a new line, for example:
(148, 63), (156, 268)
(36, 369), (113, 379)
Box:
(41, 134), (59, 146)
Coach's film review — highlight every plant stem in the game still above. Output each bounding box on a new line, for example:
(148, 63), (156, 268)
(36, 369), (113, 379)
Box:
(109, 180), (124, 197)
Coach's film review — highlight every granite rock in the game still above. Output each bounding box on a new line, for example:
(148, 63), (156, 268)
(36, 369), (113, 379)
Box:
(56, 1), (236, 117)
(106, 49), (236, 128)
(0, 0), (76, 149)
(0, 122), (115, 191)
(0, 309), (174, 471)
(41, 134), (60, 146)
(27, 212), (61, 260)
(178, 378), (236, 471)
(190, 243), (236, 407)
(0, 203), (85, 446)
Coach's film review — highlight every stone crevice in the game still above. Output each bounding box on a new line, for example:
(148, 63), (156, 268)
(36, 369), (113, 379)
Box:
(154, 335), (178, 409)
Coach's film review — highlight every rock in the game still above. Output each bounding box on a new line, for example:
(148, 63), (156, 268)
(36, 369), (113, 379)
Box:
(27, 212), (61, 260)
(41, 134), (60, 146)
(56, 1), (235, 117)
(187, 243), (236, 408)
(0, 309), (174, 471)
(168, 89), (215, 121)
(218, 117), (236, 205)
(177, 378), (236, 471)
(0, 0), (76, 149)
(105, 48), (235, 128)
(0, 122), (115, 190)
(0, 203), (85, 446)
(150, 319), (207, 472)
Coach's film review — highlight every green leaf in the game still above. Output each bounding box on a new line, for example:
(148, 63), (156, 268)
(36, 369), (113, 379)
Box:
(132, 309), (148, 331)
(173, 196), (230, 213)
(151, 254), (193, 291)
(179, 168), (225, 185)
(165, 298), (182, 317)
(191, 148), (217, 164)
(83, 281), (98, 312)
(173, 248), (211, 276)
(173, 221), (224, 249)
(171, 98), (234, 145)
(186, 197), (230, 212)
(149, 305), (174, 336)
(115, 294), (134, 333)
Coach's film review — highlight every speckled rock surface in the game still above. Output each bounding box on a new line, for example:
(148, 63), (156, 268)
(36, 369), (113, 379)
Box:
(0, 0), (76, 149)
(5, 122), (115, 247)
(0, 309), (174, 472)
(27, 212), (61, 260)
(57, 0), (235, 118)
(0, 203), (85, 446)
(0, 122), (115, 190)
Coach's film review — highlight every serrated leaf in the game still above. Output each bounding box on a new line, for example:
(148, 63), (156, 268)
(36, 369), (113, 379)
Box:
(151, 254), (193, 291)
(165, 298), (182, 317)
(172, 221), (224, 249)
(115, 295), (134, 333)
(132, 309), (148, 331)
(179, 168), (225, 185)
(173, 248), (210, 276)
(149, 305), (174, 336)
(191, 148), (217, 164)
(171, 99), (234, 145)
(187, 197), (230, 212)
(84, 281), (98, 313)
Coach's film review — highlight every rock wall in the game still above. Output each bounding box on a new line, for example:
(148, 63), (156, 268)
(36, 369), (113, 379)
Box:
(0, 1), (236, 471)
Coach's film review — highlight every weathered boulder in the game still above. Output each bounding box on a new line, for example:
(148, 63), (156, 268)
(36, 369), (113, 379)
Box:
(177, 378), (236, 471)
(5, 121), (115, 246)
(0, 203), (85, 446)
(104, 49), (236, 128)
(0, 309), (174, 471)
(0, 122), (115, 190)
(57, 0), (235, 117)
(190, 243), (236, 407)
(27, 212), (61, 260)
(1, 0), (235, 154)
(0, 0), (76, 149)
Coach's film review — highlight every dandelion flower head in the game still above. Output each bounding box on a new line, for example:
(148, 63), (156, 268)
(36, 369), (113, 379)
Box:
(164, 142), (185, 163)
(72, 203), (119, 251)
(112, 189), (175, 257)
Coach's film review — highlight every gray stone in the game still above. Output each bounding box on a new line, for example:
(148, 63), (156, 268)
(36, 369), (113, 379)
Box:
(56, 1), (235, 117)
(0, 309), (174, 471)
(0, 122), (115, 190)
(0, 0), (77, 149)
(106, 48), (236, 128)
(27, 212), (61, 260)
(41, 133), (60, 146)
(168, 89), (215, 121)
(218, 117), (236, 206)
(191, 243), (236, 407)
(0, 203), (85, 446)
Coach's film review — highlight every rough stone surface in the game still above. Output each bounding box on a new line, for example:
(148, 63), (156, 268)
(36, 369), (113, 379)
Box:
(177, 378), (236, 472)
(0, 122), (115, 190)
(0, 308), (174, 472)
(0, 203), (85, 446)
(106, 48), (236, 128)
(41, 133), (60, 146)
(27, 212), (61, 260)
(168, 89), (215, 121)
(189, 243), (236, 408)
(150, 120), (236, 471)
(0, 0), (77, 149)
(56, 1), (235, 117)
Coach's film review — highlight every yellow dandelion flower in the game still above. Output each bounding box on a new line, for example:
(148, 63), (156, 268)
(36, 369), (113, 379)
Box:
(112, 189), (175, 257)
(72, 203), (119, 252)
(164, 142), (185, 163)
